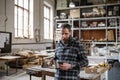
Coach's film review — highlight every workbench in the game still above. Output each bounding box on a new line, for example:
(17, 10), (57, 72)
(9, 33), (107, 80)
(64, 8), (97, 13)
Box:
(26, 66), (108, 80)
(0, 56), (20, 76)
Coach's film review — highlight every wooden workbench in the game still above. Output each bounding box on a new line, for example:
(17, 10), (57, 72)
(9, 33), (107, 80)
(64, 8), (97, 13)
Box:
(0, 56), (20, 76)
(26, 66), (108, 80)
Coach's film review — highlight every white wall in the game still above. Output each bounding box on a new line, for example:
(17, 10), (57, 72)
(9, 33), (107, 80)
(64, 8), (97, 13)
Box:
(12, 42), (52, 50)
(0, 0), (55, 50)
(0, 0), (6, 31)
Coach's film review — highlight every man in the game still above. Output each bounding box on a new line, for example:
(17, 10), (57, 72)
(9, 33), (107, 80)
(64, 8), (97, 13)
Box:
(54, 23), (88, 80)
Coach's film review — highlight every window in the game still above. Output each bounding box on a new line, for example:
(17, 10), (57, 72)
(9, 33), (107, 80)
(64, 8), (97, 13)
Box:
(44, 4), (53, 40)
(14, 0), (33, 39)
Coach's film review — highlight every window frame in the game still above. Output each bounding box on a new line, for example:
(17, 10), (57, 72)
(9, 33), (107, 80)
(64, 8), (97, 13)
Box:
(14, 0), (33, 39)
(43, 3), (53, 40)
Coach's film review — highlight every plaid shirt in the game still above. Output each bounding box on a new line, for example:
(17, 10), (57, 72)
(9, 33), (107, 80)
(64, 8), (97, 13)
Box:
(54, 37), (88, 80)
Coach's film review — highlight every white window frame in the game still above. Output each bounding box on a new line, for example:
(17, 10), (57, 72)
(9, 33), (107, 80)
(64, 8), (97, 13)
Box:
(14, 0), (33, 39)
(43, 2), (53, 40)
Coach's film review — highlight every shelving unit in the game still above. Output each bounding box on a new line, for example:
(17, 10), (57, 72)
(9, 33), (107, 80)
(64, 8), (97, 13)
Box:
(55, 0), (120, 55)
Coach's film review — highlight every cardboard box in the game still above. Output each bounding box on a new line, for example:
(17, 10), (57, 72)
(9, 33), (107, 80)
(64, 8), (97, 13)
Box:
(70, 9), (80, 18)
(57, 0), (67, 9)
(108, 30), (115, 41)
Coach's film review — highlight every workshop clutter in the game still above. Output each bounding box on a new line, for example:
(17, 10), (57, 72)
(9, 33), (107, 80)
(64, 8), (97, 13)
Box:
(84, 62), (109, 73)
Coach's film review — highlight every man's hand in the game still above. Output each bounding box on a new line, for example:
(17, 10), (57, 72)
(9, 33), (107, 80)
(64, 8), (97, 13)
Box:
(59, 63), (72, 70)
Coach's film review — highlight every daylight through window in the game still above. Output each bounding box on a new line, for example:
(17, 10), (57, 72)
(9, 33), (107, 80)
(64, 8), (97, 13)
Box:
(44, 4), (53, 40)
(14, 0), (33, 39)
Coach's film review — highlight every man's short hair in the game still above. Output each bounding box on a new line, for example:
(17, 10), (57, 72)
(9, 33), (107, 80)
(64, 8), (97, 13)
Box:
(61, 24), (71, 31)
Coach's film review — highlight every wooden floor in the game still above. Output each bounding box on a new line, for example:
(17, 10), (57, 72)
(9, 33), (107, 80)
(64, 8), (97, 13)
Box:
(0, 69), (54, 80)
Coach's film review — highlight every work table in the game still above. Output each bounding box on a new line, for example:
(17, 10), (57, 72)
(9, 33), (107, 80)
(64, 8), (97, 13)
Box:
(26, 65), (109, 80)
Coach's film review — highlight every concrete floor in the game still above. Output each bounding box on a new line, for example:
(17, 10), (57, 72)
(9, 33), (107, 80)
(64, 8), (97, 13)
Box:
(0, 69), (54, 80)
